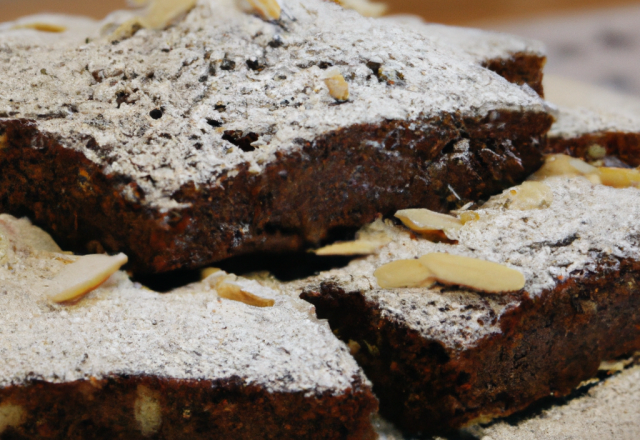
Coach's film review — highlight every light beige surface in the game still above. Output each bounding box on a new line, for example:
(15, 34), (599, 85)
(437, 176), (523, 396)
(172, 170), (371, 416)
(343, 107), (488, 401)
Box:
(481, 365), (640, 440)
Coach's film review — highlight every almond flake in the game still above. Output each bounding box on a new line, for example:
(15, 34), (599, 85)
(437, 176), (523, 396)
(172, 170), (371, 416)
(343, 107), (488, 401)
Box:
(329, 0), (388, 17)
(598, 167), (640, 188)
(418, 253), (525, 293)
(395, 208), (462, 233)
(46, 253), (128, 303)
(374, 259), (435, 289)
(315, 239), (384, 256)
(246, 0), (281, 20)
(484, 181), (553, 210)
(459, 211), (480, 224)
(216, 282), (276, 307)
(141, 0), (198, 29)
(201, 267), (222, 280)
(206, 271), (275, 307)
(529, 154), (594, 181)
(12, 23), (67, 33)
(0, 133), (7, 150)
(323, 68), (349, 101)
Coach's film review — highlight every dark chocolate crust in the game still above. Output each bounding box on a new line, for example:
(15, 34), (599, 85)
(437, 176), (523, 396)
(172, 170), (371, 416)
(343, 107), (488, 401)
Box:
(300, 257), (640, 435)
(0, 375), (377, 440)
(0, 111), (552, 273)
(546, 131), (640, 167)
(483, 52), (546, 97)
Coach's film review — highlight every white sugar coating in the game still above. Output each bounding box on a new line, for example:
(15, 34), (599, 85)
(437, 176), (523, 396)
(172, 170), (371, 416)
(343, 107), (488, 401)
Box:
(0, 0), (547, 210)
(383, 15), (544, 65)
(545, 75), (640, 139)
(292, 177), (640, 350)
(0, 215), (365, 393)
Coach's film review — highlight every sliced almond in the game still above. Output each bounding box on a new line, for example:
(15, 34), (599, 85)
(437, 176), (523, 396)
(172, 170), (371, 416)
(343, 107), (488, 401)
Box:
(395, 208), (462, 233)
(46, 253), (128, 303)
(216, 282), (275, 307)
(0, 133), (8, 150)
(315, 240), (383, 256)
(206, 272), (276, 308)
(418, 253), (525, 293)
(485, 181), (553, 211)
(374, 259), (435, 289)
(141, 0), (198, 29)
(459, 211), (480, 224)
(529, 154), (592, 181)
(201, 267), (222, 280)
(598, 167), (640, 188)
(323, 68), (349, 101)
(246, 0), (281, 20)
(12, 23), (67, 33)
(330, 0), (388, 17)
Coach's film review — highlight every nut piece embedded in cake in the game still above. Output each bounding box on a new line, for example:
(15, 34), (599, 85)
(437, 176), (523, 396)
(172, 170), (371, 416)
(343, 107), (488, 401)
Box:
(0, 404), (25, 435)
(418, 253), (525, 293)
(484, 181), (553, 210)
(46, 253), (129, 303)
(323, 68), (350, 101)
(374, 259), (435, 289)
(395, 209), (463, 233)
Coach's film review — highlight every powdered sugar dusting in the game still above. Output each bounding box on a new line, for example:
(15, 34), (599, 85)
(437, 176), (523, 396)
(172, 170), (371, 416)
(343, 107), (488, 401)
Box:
(294, 178), (640, 349)
(545, 75), (640, 138)
(0, 215), (365, 393)
(383, 15), (545, 64)
(0, 0), (546, 210)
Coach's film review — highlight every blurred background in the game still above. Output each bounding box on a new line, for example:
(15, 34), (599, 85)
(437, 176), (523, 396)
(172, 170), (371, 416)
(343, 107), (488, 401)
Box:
(2, 0), (640, 97)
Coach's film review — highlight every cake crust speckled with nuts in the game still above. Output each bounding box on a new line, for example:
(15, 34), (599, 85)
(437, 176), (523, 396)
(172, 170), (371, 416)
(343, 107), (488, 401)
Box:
(296, 176), (640, 433)
(0, 0), (552, 273)
(0, 214), (377, 439)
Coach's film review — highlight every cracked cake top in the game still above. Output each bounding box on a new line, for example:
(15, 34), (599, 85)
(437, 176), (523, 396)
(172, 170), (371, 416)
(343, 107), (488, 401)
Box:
(0, 0), (547, 210)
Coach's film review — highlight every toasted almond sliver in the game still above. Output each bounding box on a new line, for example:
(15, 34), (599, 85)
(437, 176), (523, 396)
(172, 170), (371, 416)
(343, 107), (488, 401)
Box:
(201, 267), (222, 280)
(374, 259), (435, 289)
(395, 208), (462, 233)
(140, 0), (197, 29)
(485, 181), (553, 211)
(418, 253), (525, 293)
(598, 167), (640, 188)
(216, 282), (275, 308)
(247, 0), (281, 20)
(12, 23), (67, 33)
(315, 240), (383, 256)
(528, 154), (586, 181)
(323, 68), (350, 101)
(459, 211), (480, 224)
(47, 253), (128, 303)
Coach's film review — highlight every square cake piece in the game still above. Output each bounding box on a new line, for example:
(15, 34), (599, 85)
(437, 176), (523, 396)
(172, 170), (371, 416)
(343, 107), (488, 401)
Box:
(0, 215), (377, 439)
(297, 176), (640, 434)
(0, 0), (551, 272)
(544, 75), (640, 167)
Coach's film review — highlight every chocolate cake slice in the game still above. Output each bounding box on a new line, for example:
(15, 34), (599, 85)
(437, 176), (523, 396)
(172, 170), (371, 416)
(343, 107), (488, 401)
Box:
(384, 15), (546, 95)
(544, 75), (640, 166)
(0, 0), (552, 273)
(296, 176), (640, 434)
(0, 215), (377, 439)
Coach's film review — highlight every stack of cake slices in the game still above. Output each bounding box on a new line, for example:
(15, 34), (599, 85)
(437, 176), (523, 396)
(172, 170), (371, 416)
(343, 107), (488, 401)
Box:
(1, 0), (640, 438)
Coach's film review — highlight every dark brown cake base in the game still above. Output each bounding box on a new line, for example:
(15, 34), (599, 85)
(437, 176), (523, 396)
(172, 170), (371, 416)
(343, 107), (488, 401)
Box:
(546, 131), (640, 167)
(483, 52), (546, 97)
(0, 376), (377, 440)
(0, 111), (552, 273)
(300, 257), (640, 435)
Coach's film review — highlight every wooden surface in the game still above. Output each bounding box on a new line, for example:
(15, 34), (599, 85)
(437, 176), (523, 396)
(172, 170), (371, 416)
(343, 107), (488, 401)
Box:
(2, 0), (640, 24)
